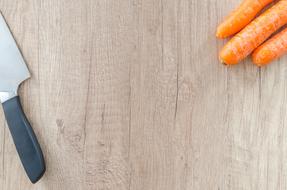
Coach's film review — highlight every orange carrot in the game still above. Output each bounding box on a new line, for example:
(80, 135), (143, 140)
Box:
(217, 0), (274, 39)
(220, 0), (287, 65)
(252, 27), (287, 66)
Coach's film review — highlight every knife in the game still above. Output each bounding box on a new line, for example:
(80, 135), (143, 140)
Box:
(0, 13), (45, 183)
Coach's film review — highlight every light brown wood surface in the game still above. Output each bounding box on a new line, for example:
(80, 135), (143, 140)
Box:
(0, 0), (285, 189)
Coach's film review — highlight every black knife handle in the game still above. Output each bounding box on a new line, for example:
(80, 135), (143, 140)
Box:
(2, 96), (45, 183)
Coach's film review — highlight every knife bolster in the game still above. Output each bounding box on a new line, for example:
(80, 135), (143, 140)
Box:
(0, 91), (17, 103)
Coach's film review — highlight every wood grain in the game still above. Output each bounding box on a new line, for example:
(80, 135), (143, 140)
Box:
(0, 0), (285, 189)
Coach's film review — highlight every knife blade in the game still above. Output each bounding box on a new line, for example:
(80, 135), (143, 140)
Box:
(0, 12), (45, 183)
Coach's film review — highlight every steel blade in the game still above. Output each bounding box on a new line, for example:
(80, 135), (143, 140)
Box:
(0, 12), (30, 93)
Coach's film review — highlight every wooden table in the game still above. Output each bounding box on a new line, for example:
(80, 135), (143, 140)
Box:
(0, 0), (285, 189)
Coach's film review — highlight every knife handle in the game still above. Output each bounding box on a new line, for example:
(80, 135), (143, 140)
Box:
(2, 96), (45, 183)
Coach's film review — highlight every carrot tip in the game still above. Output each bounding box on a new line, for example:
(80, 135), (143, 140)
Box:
(216, 30), (224, 39)
(219, 58), (227, 65)
(252, 54), (266, 67)
(253, 62), (263, 67)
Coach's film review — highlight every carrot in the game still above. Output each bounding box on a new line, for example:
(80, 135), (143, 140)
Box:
(252, 27), (287, 66)
(220, 0), (287, 65)
(216, 0), (274, 39)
